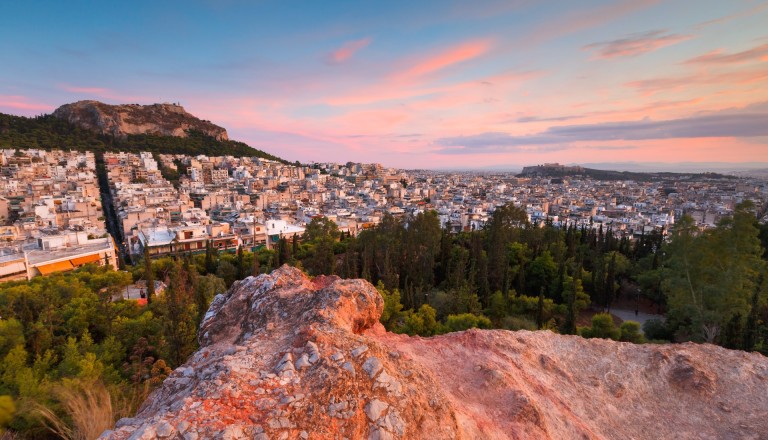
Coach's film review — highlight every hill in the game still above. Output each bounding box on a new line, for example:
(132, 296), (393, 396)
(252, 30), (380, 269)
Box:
(53, 100), (229, 141)
(102, 266), (768, 440)
(0, 104), (287, 162)
(518, 163), (737, 181)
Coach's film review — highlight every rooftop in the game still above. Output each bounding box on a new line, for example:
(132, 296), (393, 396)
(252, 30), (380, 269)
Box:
(26, 238), (114, 266)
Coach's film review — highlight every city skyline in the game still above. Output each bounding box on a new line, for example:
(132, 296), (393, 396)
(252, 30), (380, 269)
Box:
(2, 0), (767, 169)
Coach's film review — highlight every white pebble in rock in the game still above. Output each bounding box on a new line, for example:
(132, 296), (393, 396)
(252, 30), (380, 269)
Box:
(362, 357), (383, 379)
(341, 361), (356, 377)
(364, 399), (390, 422)
(351, 345), (369, 358)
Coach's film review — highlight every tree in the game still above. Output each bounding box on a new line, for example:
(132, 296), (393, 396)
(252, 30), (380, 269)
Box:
(303, 217), (340, 276)
(143, 244), (154, 304)
(663, 204), (766, 342)
(400, 211), (441, 308)
(159, 261), (197, 367)
(486, 204), (528, 294)
(377, 282), (404, 330)
(562, 273), (589, 335)
(194, 275), (226, 328)
(580, 313), (620, 340)
(619, 321), (645, 343)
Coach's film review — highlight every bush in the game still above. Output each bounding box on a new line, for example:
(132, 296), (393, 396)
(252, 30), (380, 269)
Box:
(397, 304), (439, 336)
(501, 315), (538, 331)
(619, 321), (645, 343)
(443, 313), (492, 333)
(642, 319), (672, 341)
(580, 313), (620, 340)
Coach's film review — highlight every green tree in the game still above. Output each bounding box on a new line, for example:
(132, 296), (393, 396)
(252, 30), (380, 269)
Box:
(663, 204), (766, 342)
(377, 282), (404, 330)
(486, 204), (528, 294)
(303, 217), (340, 276)
(619, 321), (645, 343)
(580, 313), (620, 340)
(143, 244), (154, 304)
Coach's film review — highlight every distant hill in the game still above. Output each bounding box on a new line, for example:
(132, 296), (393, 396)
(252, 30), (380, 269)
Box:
(53, 100), (229, 140)
(0, 102), (287, 162)
(518, 163), (738, 181)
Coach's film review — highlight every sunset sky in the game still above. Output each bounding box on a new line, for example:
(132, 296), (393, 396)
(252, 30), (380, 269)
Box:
(1, 1), (767, 170)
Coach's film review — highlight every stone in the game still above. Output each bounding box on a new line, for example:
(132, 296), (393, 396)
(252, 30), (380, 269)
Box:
(306, 341), (321, 364)
(351, 345), (369, 358)
(368, 426), (394, 440)
(341, 361), (356, 377)
(155, 421), (174, 438)
(364, 399), (389, 422)
(126, 425), (156, 440)
(362, 357), (383, 379)
(294, 354), (311, 370)
(98, 266), (768, 440)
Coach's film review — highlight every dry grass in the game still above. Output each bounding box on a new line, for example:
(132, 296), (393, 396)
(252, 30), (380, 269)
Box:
(34, 380), (121, 440)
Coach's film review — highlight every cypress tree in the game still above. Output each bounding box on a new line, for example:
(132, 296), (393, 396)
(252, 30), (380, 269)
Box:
(144, 242), (154, 304)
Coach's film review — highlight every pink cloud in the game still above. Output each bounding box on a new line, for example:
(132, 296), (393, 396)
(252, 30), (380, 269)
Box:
(521, 0), (661, 47)
(583, 30), (690, 59)
(625, 69), (768, 95)
(0, 95), (55, 114)
(321, 40), (501, 107)
(394, 40), (492, 81)
(684, 43), (768, 65)
(325, 37), (371, 65)
(694, 3), (768, 30)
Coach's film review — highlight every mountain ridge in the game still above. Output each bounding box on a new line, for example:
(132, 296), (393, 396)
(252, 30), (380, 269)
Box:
(53, 100), (229, 141)
(0, 102), (287, 162)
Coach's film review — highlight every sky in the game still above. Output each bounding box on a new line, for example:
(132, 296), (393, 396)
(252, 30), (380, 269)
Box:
(1, 0), (767, 170)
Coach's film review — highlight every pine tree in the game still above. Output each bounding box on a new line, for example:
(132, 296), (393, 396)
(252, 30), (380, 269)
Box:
(144, 243), (154, 304)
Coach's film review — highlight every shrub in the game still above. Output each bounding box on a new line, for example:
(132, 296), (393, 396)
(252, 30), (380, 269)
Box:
(581, 313), (620, 340)
(619, 321), (645, 343)
(642, 318), (672, 341)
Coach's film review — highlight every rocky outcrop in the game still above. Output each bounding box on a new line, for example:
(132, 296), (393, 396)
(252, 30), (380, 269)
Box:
(101, 266), (768, 440)
(52, 101), (228, 140)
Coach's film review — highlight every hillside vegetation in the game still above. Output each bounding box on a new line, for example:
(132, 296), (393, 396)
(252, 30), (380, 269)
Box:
(0, 113), (286, 161)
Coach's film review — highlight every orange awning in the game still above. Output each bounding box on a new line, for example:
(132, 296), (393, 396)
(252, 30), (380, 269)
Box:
(37, 260), (74, 275)
(70, 254), (102, 266)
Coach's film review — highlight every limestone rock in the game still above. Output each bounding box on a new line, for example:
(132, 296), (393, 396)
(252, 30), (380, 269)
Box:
(101, 265), (768, 440)
(52, 100), (228, 140)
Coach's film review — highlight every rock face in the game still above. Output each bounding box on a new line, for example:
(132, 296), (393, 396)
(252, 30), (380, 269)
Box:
(102, 266), (768, 440)
(52, 100), (228, 140)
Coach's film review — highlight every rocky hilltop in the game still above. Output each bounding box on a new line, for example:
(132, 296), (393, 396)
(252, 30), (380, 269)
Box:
(52, 100), (228, 140)
(102, 266), (768, 440)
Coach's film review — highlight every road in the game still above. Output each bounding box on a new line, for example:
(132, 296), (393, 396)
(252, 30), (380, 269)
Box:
(610, 308), (664, 328)
(95, 152), (130, 265)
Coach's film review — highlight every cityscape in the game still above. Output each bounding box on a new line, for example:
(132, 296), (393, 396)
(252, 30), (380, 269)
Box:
(2, 148), (765, 283)
(1, 1), (768, 439)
